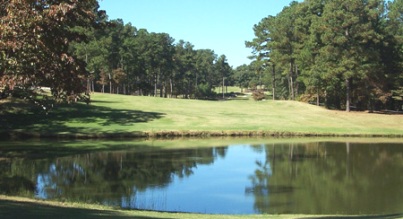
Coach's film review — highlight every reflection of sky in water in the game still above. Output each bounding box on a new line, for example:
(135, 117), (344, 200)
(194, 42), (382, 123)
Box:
(36, 164), (57, 199)
(122, 145), (267, 214)
(36, 162), (85, 199)
(8, 141), (403, 215)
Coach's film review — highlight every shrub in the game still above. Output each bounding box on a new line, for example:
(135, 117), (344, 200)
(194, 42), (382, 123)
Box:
(252, 90), (266, 101)
(196, 83), (216, 99)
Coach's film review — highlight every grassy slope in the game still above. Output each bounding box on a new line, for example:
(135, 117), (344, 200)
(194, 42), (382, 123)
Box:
(74, 93), (403, 135)
(2, 195), (388, 219)
(2, 94), (403, 218)
(1, 92), (403, 137)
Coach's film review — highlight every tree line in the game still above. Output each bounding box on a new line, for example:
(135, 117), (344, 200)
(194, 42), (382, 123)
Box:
(2, 0), (402, 111)
(0, 0), (233, 106)
(244, 0), (403, 111)
(71, 19), (233, 99)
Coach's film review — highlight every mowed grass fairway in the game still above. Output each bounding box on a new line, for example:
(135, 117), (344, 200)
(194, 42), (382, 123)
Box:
(1, 92), (402, 137)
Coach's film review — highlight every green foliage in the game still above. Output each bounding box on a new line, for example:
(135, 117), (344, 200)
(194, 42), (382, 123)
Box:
(1, 1), (235, 104)
(0, 0), (102, 104)
(196, 83), (216, 99)
(69, 18), (232, 99)
(247, 0), (403, 111)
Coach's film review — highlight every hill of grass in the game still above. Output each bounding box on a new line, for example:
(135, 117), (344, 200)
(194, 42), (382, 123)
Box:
(1, 93), (402, 138)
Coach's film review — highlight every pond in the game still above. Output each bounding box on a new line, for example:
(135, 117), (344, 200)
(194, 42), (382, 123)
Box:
(1, 138), (403, 215)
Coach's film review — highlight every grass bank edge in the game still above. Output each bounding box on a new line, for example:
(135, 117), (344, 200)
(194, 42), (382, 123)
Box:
(2, 195), (401, 219)
(2, 129), (403, 140)
(0, 195), (311, 219)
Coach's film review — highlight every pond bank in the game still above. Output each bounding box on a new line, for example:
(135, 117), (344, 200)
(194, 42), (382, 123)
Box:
(1, 195), (398, 219)
(2, 130), (403, 140)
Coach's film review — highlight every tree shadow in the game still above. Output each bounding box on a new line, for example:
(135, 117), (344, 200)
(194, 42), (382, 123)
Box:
(299, 214), (403, 219)
(0, 102), (165, 136)
(0, 199), (172, 219)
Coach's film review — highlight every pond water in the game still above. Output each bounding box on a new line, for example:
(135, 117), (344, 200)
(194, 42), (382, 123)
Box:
(1, 138), (403, 215)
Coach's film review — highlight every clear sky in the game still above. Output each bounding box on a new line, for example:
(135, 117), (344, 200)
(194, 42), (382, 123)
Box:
(98, 0), (298, 68)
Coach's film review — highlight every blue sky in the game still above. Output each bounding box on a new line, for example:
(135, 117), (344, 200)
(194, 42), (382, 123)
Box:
(98, 0), (298, 68)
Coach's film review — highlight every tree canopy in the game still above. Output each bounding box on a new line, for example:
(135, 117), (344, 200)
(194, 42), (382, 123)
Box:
(1, 0), (234, 106)
(246, 0), (403, 111)
(0, 0), (104, 105)
(70, 19), (233, 99)
(2, 0), (402, 112)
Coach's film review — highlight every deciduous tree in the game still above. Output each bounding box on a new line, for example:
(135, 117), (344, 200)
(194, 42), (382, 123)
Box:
(0, 0), (103, 105)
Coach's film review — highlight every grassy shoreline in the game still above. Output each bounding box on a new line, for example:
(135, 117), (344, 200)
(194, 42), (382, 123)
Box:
(0, 195), (304, 219)
(3, 195), (401, 219)
(2, 130), (403, 140)
(1, 93), (403, 139)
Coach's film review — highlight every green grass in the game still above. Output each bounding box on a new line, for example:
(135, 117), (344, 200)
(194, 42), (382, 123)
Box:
(3, 195), (401, 219)
(0, 196), (288, 219)
(214, 86), (245, 94)
(1, 92), (403, 138)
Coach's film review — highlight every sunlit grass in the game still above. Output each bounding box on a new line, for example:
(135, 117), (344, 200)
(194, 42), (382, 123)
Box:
(90, 93), (403, 135)
(0, 195), (359, 219)
(1, 92), (403, 137)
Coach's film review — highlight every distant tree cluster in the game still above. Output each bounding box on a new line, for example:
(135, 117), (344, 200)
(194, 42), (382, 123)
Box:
(71, 19), (233, 99)
(0, 1), (233, 105)
(245, 0), (403, 111)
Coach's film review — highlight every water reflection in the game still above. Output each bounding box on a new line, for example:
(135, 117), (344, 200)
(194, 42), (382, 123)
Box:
(248, 142), (403, 214)
(1, 139), (403, 215)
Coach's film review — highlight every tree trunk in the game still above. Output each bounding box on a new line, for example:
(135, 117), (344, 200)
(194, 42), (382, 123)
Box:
(163, 81), (167, 98)
(289, 62), (294, 100)
(195, 71), (198, 94)
(222, 76), (225, 99)
(154, 72), (158, 97)
(272, 64), (276, 101)
(170, 79), (173, 98)
(91, 80), (94, 93)
(108, 73), (112, 94)
(159, 78), (163, 97)
(295, 64), (299, 98)
(345, 78), (351, 112)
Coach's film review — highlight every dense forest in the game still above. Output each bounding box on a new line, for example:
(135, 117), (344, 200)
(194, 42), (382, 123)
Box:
(70, 19), (233, 99)
(245, 0), (403, 111)
(1, 0), (403, 111)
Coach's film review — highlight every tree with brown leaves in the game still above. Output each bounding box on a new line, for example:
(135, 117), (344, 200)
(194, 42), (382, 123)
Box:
(0, 0), (103, 106)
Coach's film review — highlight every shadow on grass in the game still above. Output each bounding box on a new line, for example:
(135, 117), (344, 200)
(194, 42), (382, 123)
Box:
(0, 102), (164, 136)
(298, 214), (403, 219)
(0, 199), (172, 219)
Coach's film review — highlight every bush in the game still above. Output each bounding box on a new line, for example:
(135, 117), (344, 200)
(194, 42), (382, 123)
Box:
(196, 83), (216, 99)
(252, 90), (266, 101)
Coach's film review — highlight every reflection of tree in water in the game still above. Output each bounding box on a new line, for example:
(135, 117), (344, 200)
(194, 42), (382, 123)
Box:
(247, 143), (327, 214)
(247, 142), (403, 215)
(0, 146), (227, 207)
(0, 159), (37, 196)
